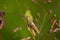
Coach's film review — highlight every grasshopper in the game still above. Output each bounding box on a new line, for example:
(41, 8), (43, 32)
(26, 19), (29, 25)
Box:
(25, 10), (40, 36)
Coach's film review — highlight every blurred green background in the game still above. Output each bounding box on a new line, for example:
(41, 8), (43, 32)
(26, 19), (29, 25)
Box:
(0, 0), (60, 40)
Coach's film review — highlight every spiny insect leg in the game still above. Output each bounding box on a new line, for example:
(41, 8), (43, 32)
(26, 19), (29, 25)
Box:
(29, 22), (40, 34)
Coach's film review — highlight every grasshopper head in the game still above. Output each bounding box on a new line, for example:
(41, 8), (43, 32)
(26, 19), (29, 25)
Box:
(25, 10), (33, 22)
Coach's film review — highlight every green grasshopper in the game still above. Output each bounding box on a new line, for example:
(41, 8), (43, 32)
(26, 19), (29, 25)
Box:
(25, 10), (40, 40)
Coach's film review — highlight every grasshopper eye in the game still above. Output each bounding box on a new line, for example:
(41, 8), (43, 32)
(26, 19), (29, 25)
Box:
(26, 16), (29, 18)
(25, 15), (30, 20)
